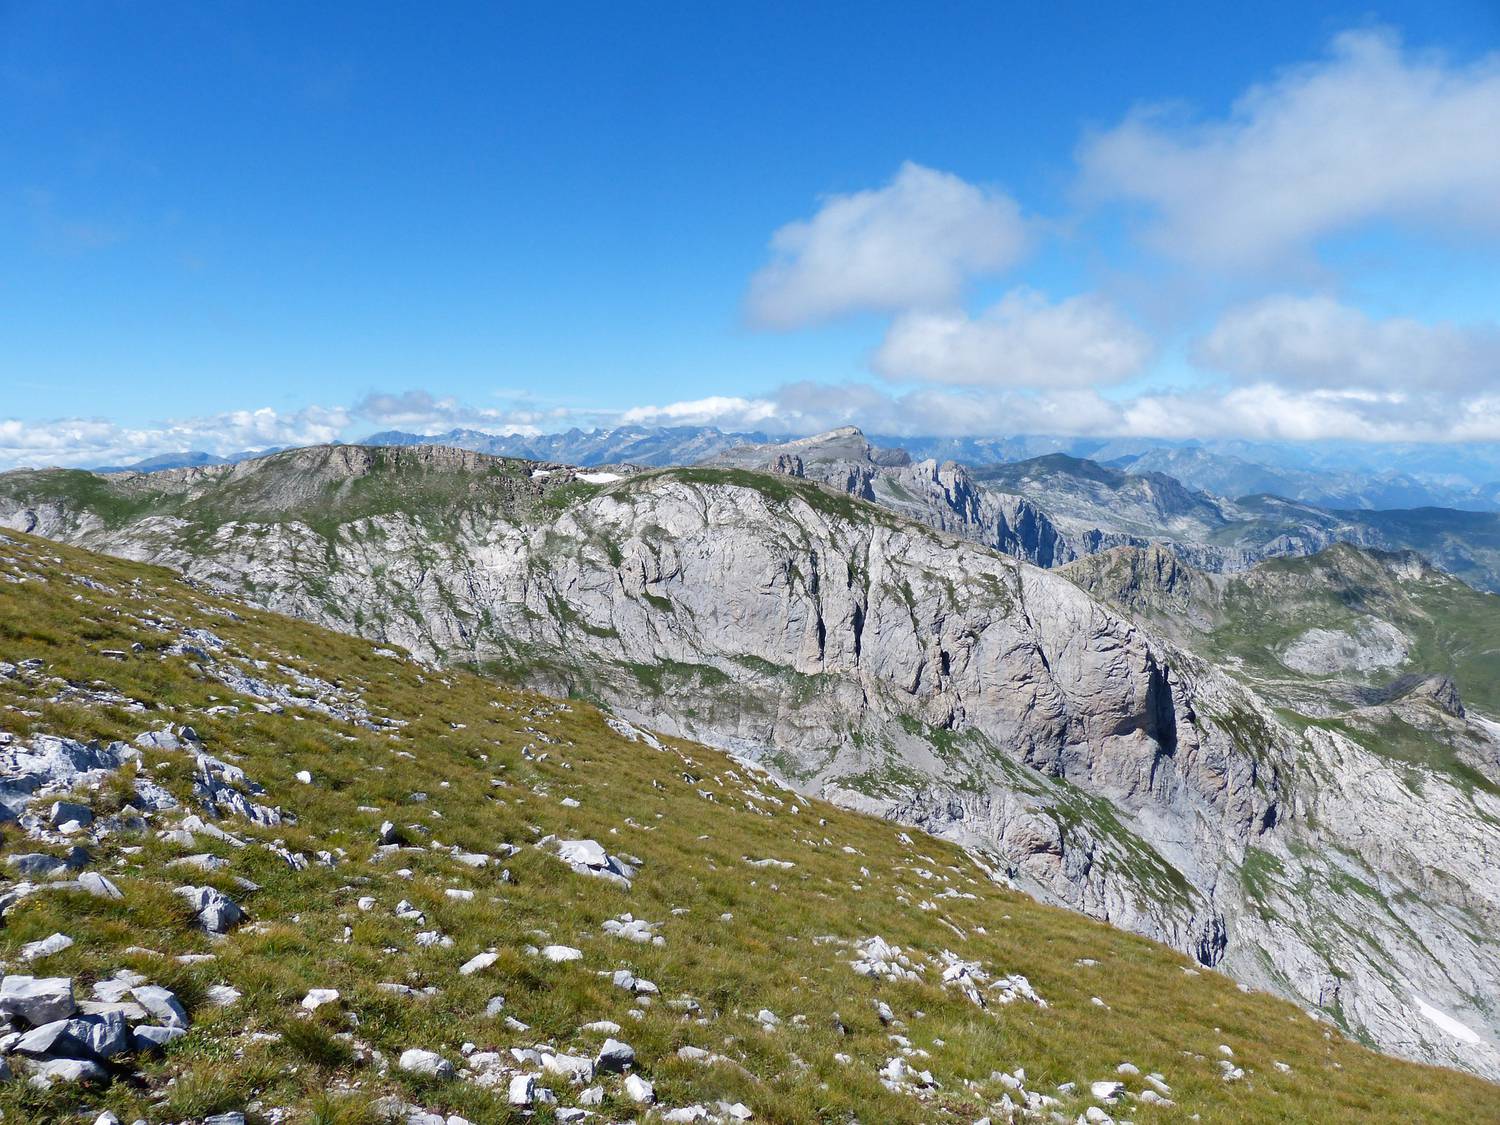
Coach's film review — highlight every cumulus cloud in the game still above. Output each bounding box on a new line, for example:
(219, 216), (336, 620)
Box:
(872, 289), (1153, 387)
(746, 162), (1028, 327)
(352, 389), (548, 435)
(1193, 294), (1500, 392)
(618, 379), (1500, 444)
(0, 389), (565, 472)
(1079, 29), (1500, 267)
(0, 404), (351, 472)
(618, 395), (783, 430)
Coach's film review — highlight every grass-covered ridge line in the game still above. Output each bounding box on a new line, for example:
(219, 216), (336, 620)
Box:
(0, 530), (1495, 1123)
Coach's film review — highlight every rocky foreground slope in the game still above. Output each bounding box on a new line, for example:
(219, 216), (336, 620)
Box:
(1, 446), (1498, 1081)
(5, 530), (1497, 1121)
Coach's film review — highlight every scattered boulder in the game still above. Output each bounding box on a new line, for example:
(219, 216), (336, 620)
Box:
(300, 989), (340, 1011)
(133, 1024), (186, 1051)
(0, 975), (76, 1025)
(49, 801), (93, 829)
(19, 933), (74, 962)
(594, 1037), (635, 1071)
(623, 1072), (655, 1104)
(78, 872), (123, 899)
(542, 1051), (593, 1084)
(131, 984), (189, 1028)
(507, 1073), (535, 1105)
(459, 952), (498, 976)
(551, 838), (636, 889)
(26, 1056), (108, 1088)
(175, 884), (246, 933)
(398, 1048), (454, 1078)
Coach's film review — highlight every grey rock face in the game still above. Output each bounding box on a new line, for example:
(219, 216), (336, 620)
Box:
(130, 984), (188, 1029)
(0, 976), (76, 1025)
(174, 885), (246, 933)
(132, 1025), (186, 1051)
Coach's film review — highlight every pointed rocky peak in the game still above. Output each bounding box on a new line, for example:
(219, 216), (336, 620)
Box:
(704, 427), (912, 471)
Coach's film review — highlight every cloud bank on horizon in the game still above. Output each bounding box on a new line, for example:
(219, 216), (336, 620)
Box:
(5, 27), (1500, 471)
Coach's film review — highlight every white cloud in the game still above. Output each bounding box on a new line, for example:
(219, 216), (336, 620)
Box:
(1193, 294), (1500, 392)
(0, 388), (592, 473)
(618, 395), (782, 430)
(618, 379), (1500, 444)
(872, 289), (1153, 387)
(352, 390), (548, 435)
(746, 162), (1028, 327)
(0, 404), (351, 472)
(1079, 29), (1500, 267)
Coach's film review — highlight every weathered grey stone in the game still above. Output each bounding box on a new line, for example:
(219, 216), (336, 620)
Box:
(174, 884), (245, 932)
(77, 872), (123, 899)
(594, 1037), (635, 1071)
(130, 984), (188, 1028)
(19, 933), (73, 962)
(132, 1024), (186, 1051)
(0, 976), (75, 1025)
(49, 801), (93, 828)
(397, 1048), (453, 1078)
(26, 1057), (107, 1087)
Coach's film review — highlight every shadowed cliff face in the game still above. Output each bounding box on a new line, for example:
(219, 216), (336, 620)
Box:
(2, 446), (1499, 1078)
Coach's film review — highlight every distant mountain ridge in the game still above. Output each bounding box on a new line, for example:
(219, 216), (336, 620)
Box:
(700, 430), (1500, 593)
(88, 423), (1500, 512)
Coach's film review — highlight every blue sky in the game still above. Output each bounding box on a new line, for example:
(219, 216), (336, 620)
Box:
(3, 1), (1500, 467)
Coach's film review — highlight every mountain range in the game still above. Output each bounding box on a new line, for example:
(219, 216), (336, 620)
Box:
(85, 425), (1500, 512)
(3, 435), (1498, 1086)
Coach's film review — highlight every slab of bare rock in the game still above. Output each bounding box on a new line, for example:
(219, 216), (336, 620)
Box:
(623, 1073), (655, 1104)
(77, 872), (123, 899)
(19, 933), (74, 962)
(17, 1011), (131, 1060)
(49, 801), (93, 828)
(0, 975), (76, 1025)
(133, 1025), (186, 1051)
(26, 1056), (107, 1088)
(301, 989), (340, 1011)
(131, 984), (189, 1028)
(594, 1037), (635, 1071)
(507, 1073), (535, 1106)
(602, 914), (661, 944)
(398, 1048), (454, 1078)
(175, 884), (245, 933)
(551, 838), (636, 888)
(542, 1051), (593, 1084)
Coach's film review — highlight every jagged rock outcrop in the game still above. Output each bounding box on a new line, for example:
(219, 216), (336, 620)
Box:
(1, 447), (1498, 1077)
(706, 428), (1080, 567)
(707, 431), (1500, 592)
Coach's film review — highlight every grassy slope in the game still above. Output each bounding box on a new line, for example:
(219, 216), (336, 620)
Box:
(1206, 546), (1500, 717)
(0, 532), (1495, 1123)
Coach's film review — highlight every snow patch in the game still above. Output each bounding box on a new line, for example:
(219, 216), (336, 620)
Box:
(1414, 997), (1484, 1045)
(577, 471), (623, 484)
